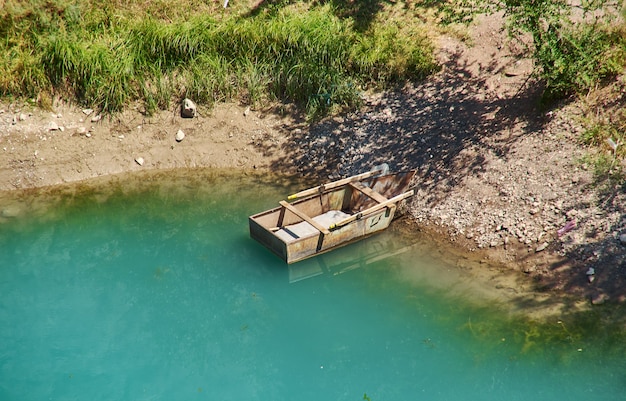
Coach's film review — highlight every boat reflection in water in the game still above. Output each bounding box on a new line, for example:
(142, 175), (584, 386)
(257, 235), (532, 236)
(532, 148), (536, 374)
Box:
(287, 229), (417, 283)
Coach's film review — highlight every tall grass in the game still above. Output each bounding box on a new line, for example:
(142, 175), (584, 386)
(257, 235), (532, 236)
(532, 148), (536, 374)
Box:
(0, 1), (438, 117)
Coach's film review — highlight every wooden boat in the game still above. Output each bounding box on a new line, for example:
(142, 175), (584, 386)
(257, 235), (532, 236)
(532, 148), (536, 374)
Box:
(249, 169), (416, 264)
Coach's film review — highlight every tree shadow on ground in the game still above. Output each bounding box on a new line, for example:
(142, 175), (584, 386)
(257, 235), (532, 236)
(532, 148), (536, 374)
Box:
(254, 9), (626, 312)
(266, 44), (545, 205)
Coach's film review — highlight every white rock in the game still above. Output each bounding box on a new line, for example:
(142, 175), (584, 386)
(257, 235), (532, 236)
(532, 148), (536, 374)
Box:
(175, 129), (185, 142)
(244, 106), (251, 116)
(82, 108), (94, 115)
(91, 114), (102, 123)
(586, 267), (595, 276)
(181, 98), (197, 118)
(18, 113), (27, 121)
(48, 121), (59, 131)
(535, 242), (549, 252)
(135, 157), (144, 166)
(76, 127), (87, 135)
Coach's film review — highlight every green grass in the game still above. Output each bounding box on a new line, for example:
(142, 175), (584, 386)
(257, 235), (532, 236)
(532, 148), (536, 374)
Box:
(0, 0), (438, 118)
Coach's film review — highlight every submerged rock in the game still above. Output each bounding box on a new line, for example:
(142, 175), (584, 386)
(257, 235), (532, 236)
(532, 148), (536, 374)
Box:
(1, 207), (21, 218)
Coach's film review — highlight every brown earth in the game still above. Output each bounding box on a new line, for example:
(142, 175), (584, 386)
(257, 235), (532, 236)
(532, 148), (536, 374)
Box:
(1, 12), (625, 311)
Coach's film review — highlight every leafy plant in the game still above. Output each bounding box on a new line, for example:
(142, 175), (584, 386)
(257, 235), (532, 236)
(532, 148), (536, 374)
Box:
(434, 0), (626, 105)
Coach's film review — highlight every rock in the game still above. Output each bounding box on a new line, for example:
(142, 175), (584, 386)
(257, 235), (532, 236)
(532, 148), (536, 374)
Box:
(181, 98), (197, 118)
(47, 121), (59, 131)
(619, 233), (626, 245)
(76, 127), (87, 135)
(535, 242), (549, 252)
(1, 207), (21, 218)
(135, 157), (144, 166)
(175, 129), (185, 142)
(91, 114), (102, 123)
(18, 113), (27, 121)
(244, 106), (251, 117)
(586, 267), (595, 276)
(82, 108), (94, 115)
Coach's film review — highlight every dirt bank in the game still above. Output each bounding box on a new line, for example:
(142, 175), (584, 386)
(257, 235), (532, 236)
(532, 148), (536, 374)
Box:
(1, 13), (624, 309)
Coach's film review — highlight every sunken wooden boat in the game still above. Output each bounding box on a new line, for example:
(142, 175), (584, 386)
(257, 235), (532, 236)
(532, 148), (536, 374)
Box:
(249, 169), (416, 264)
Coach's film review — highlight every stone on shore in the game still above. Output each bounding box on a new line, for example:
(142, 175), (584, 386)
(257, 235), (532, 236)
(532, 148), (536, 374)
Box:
(175, 129), (185, 142)
(135, 157), (144, 166)
(181, 98), (197, 118)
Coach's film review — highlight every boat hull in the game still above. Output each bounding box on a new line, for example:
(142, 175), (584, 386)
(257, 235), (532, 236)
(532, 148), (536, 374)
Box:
(249, 171), (415, 264)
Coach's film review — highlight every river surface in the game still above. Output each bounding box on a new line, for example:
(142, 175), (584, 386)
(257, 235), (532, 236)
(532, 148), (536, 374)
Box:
(1, 169), (625, 401)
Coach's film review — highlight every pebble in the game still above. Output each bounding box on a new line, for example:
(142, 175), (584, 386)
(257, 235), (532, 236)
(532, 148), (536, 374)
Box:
(135, 157), (144, 166)
(619, 233), (626, 245)
(47, 121), (59, 131)
(535, 242), (549, 252)
(175, 129), (185, 142)
(91, 114), (102, 123)
(181, 98), (197, 118)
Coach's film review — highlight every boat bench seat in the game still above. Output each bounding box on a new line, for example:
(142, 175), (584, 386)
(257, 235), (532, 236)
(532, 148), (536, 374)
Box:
(274, 210), (350, 243)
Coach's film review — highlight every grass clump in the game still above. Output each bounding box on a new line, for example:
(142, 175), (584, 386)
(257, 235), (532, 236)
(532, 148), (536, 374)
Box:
(0, 1), (438, 118)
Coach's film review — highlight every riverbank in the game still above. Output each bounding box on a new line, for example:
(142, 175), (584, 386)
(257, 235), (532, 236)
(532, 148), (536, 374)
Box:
(1, 12), (624, 309)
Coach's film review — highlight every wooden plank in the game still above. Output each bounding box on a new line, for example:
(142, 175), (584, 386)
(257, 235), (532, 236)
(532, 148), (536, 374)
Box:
(349, 182), (388, 204)
(278, 201), (331, 235)
(287, 170), (380, 200)
(329, 190), (414, 230)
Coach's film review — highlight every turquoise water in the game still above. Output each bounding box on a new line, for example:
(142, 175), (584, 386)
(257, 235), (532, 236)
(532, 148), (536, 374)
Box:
(1, 170), (625, 401)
